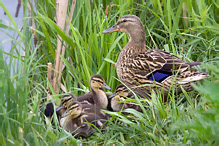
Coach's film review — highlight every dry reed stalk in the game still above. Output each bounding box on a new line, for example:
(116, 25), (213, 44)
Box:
(58, 0), (76, 84)
(105, 5), (109, 16)
(27, 1), (37, 48)
(60, 83), (67, 93)
(47, 63), (53, 100)
(53, 0), (69, 94)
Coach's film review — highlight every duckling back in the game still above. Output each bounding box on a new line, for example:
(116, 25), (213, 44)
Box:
(62, 113), (107, 138)
(59, 99), (109, 137)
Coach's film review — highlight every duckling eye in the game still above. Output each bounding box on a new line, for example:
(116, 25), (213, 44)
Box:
(97, 80), (103, 84)
(122, 19), (127, 23)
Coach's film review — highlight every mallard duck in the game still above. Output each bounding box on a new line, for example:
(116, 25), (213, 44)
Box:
(56, 93), (75, 116)
(103, 15), (208, 96)
(75, 74), (111, 109)
(56, 74), (111, 112)
(110, 84), (143, 112)
(60, 101), (109, 137)
(57, 94), (110, 119)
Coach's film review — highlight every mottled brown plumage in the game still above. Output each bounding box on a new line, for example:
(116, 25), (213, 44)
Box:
(56, 74), (111, 114)
(103, 15), (208, 97)
(110, 84), (144, 112)
(60, 101), (109, 137)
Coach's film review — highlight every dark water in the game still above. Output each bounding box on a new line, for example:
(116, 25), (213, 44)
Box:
(0, 0), (23, 55)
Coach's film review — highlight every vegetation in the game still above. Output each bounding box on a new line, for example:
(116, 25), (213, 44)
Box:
(0, 0), (218, 145)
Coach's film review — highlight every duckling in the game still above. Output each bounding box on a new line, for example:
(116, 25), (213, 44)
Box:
(110, 84), (143, 112)
(56, 74), (111, 114)
(103, 15), (208, 97)
(110, 95), (128, 112)
(60, 101), (109, 137)
(56, 93), (75, 116)
(75, 74), (111, 109)
(58, 95), (110, 119)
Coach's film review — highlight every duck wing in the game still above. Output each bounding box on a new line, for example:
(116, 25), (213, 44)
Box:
(132, 49), (200, 82)
(76, 92), (95, 105)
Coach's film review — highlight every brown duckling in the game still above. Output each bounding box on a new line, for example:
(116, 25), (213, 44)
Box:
(60, 101), (109, 137)
(76, 74), (111, 109)
(56, 93), (75, 116)
(109, 84), (143, 112)
(56, 74), (111, 114)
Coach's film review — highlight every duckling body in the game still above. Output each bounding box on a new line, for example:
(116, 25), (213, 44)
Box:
(60, 113), (105, 137)
(56, 74), (111, 115)
(110, 84), (143, 112)
(60, 101), (109, 137)
(103, 15), (208, 97)
(111, 95), (128, 112)
(75, 74), (111, 109)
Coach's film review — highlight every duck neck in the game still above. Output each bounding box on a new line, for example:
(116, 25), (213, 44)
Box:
(92, 88), (108, 109)
(127, 27), (146, 46)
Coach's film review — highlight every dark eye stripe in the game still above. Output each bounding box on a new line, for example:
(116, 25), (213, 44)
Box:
(92, 79), (103, 84)
(117, 19), (134, 25)
(69, 104), (79, 110)
(116, 89), (123, 92)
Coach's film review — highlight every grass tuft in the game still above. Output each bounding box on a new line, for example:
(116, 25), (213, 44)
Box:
(0, 0), (218, 145)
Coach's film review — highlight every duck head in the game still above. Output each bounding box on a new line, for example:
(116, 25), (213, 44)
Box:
(61, 101), (82, 119)
(109, 84), (130, 98)
(56, 94), (74, 112)
(90, 74), (111, 91)
(103, 15), (145, 45)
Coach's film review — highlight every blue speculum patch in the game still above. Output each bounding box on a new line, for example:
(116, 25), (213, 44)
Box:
(148, 71), (172, 82)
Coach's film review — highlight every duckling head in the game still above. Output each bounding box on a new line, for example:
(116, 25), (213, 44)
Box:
(103, 15), (145, 45)
(110, 95), (126, 112)
(90, 74), (111, 91)
(61, 101), (82, 119)
(109, 84), (129, 99)
(56, 93), (75, 112)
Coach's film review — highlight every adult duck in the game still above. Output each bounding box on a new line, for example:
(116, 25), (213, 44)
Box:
(103, 15), (208, 96)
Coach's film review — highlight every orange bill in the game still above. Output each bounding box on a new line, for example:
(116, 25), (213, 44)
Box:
(102, 25), (120, 33)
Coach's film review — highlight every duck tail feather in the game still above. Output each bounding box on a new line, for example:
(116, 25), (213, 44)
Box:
(178, 73), (209, 84)
(187, 62), (202, 67)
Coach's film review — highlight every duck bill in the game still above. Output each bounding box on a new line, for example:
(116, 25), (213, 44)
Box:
(61, 109), (69, 118)
(102, 25), (120, 33)
(109, 92), (117, 98)
(102, 83), (111, 90)
(56, 104), (63, 112)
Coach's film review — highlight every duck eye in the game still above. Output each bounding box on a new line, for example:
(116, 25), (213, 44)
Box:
(122, 19), (127, 23)
(97, 80), (102, 83)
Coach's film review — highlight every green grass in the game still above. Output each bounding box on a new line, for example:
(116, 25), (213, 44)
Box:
(0, 0), (218, 145)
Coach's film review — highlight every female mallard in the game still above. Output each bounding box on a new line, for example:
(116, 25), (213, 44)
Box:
(60, 101), (109, 137)
(56, 74), (111, 112)
(103, 15), (208, 96)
